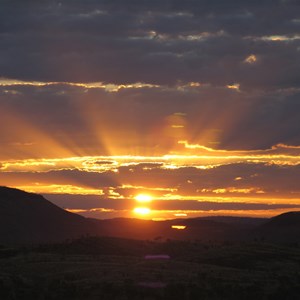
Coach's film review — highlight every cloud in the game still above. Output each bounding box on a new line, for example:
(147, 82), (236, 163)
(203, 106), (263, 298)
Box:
(0, 0), (299, 88)
(0, 82), (299, 155)
(0, 0), (299, 218)
(1, 155), (300, 200)
(244, 54), (257, 64)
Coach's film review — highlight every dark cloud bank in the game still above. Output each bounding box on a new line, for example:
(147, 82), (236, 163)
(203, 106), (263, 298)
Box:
(0, 0), (300, 86)
(0, 0), (299, 150)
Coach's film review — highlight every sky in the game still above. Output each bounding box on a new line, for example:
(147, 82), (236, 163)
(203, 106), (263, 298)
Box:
(1, 0), (300, 219)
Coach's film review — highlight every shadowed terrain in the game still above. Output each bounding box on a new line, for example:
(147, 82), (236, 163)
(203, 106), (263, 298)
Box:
(0, 237), (300, 299)
(0, 187), (300, 299)
(0, 187), (96, 244)
(254, 211), (300, 243)
(1, 186), (300, 244)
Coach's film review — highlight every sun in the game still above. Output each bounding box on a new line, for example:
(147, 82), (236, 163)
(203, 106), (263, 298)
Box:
(134, 194), (153, 203)
(133, 207), (151, 216)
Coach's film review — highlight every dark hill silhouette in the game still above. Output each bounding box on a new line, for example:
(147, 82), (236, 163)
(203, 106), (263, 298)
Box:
(267, 211), (300, 226)
(0, 187), (254, 244)
(90, 217), (242, 241)
(1, 186), (299, 244)
(0, 186), (97, 244)
(255, 211), (300, 243)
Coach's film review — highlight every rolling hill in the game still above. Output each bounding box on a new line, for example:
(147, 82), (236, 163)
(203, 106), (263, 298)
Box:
(254, 211), (300, 243)
(1, 186), (299, 244)
(0, 186), (96, 244)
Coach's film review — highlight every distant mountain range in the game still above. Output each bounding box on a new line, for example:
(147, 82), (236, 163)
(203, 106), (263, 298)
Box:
(1, 186), (299, 245)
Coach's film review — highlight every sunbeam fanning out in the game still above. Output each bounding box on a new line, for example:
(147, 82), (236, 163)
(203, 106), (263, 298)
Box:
(0, 0), (300, 221)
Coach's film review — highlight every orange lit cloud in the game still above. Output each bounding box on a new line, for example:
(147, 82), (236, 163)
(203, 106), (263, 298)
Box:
(15, 184), (104, 195)
(244, 54), (257, 64)
(1, 1), (300, 221)
(1, 142), (299, 173)
(0, 141), (299, 204)
(0, 78), (160, 92)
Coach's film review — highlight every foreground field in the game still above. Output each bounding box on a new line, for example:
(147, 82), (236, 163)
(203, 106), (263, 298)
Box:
(0, 237), (300, 299)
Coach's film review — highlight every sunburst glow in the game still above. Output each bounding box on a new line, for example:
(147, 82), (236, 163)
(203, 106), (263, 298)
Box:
(133, 207), (151, 216)
(134, 194), (153, 203)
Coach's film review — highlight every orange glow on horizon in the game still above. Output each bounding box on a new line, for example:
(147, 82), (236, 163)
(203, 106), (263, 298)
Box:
(133, 207), (151, 216)
(171, 225), (187, 230)
(14, 184), (104, 195)
(174, 213), (188, 217)
(67, 207), (300, 220)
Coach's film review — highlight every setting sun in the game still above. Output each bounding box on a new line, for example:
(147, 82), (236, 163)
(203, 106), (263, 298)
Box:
(133, 207), (151, 216)
(134, 194), (153, 203)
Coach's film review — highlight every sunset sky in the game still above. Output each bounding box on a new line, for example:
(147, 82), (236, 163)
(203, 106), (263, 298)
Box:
(1, 0), (300, 219)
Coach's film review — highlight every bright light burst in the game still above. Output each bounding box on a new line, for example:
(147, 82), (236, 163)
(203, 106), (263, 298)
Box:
(134, 194), (153, 203)
(133, 207), (151, 216)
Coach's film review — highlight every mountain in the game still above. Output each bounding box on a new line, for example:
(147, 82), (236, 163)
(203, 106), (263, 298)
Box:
(0, 186), (257, 244)
(0, 186), (97, 244)
(254, 211), (300, 243)
(1, 186), (299, 244)
(90, 217), (236, 241)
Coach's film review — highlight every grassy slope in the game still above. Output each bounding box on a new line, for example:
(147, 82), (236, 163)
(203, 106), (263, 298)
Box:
(0, 237), (300, 299)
